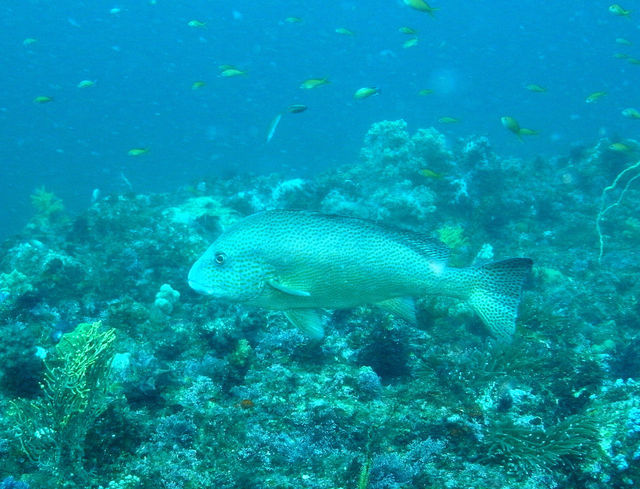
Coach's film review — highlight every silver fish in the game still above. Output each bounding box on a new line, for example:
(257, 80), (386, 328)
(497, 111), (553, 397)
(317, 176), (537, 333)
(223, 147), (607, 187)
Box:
(188, 210), (532, 339)
(266, 113), (282, 143)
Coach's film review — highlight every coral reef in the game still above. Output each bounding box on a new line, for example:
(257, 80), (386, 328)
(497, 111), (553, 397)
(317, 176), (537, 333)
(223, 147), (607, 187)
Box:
(0, 121), (638, 488)
(152, 283), (180, 317)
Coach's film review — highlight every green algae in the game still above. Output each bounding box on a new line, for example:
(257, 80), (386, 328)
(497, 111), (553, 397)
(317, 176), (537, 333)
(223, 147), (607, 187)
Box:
(30, 187), (64, 218)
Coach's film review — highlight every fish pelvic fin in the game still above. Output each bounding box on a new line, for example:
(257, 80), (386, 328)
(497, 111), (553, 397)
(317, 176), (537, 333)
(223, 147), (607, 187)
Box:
(467, 258), (533, 339)
(284, 309), (324, 339)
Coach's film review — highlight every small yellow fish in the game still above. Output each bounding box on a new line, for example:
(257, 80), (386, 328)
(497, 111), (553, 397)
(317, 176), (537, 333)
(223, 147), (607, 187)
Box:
(286, 104), (307, 113)
(438, 116), (459, 124)
(335, 27), (354, 35)
(354, 87), (379, 99)
(501, 116), (521, 134)
(284, 17), (302, 23)
(187, 20), (206, 28)
(525, 84), (547, 92)
(300, 78), (330, 89)
(616, 37), (632, 45)
(220, 68), (247, 77)
(23, 38), (38, 46)
(609, 142), (632, 152)
(609, 4), (631, 17)
(614, 52), (630, 59)
(404, 0), (439, 16)
(128, 148), (149, 156)
(418, 88), (434, 96)
(586, 91), (607, 103)
(191, 81), (206, 90)
(627, 57), (640, 65)
(500, 116), (537, 139)
(398, 26), (417, 35)
(622, 107), (640, 119)
(402, 38), (419, 48)
(77, 80), (95, 88)
(33, 95), (53, 104)
(419, 168), (443, 179)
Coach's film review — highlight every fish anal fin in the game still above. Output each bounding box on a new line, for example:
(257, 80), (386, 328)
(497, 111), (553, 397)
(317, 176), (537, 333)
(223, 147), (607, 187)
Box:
(284, 309), (324, 338)
(377, 297), (417, 324)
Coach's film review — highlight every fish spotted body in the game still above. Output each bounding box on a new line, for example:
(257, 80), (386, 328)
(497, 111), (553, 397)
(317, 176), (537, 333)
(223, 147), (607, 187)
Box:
(189, 210), (532, 339)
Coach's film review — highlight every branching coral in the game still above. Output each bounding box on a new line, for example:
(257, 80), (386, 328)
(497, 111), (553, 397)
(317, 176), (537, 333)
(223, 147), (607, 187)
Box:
(596, 160), (640, 263)
(10, 322), (116, 486)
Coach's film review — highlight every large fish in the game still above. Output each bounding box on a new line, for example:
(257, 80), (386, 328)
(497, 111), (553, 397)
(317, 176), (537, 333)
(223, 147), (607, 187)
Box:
(188, 210), (532, 339)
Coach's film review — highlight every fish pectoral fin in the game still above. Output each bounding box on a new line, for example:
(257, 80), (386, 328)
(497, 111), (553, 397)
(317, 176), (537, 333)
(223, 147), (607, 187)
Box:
(267, 279), (311, 297)
(376, 297), (417, 324)
(284, 309), (324, 339)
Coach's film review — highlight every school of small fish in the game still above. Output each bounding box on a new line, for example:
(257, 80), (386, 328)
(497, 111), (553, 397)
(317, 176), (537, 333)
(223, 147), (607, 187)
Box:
(25, 2), (638, 149)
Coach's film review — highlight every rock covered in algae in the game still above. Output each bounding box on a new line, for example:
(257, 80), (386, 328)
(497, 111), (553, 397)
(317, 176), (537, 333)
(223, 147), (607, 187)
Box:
(359, 119), (454, 181)
(153, 283), (181, 316)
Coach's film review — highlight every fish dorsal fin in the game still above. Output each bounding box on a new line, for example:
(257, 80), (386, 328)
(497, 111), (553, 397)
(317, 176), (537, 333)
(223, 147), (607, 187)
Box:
(376, 297), (417, 324)
(399, 233), (450, 263)
(267, 279), (311, 297)
(284, 309), (324, 338)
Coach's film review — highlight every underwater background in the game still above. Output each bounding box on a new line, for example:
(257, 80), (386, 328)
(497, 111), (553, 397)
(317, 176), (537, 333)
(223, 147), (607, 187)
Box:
(2, 0), (640, 238)
(1, 1), (640, 488)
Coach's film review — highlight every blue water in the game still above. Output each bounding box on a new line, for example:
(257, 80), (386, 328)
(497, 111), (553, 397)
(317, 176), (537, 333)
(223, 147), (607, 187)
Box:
(1, 0), (638, 237)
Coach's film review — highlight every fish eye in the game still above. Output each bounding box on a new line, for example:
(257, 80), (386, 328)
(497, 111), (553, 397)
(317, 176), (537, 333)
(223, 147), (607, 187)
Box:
(214, 252), (226, 265)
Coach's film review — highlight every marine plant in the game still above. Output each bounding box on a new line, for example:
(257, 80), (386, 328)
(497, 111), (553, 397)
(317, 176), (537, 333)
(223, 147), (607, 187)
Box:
(482, 413), (602, 474)
(357, 452), (372, 489)
(436, 223), (468, 251)
(10, 322), (116, 487)
(29, 186), (64, 218)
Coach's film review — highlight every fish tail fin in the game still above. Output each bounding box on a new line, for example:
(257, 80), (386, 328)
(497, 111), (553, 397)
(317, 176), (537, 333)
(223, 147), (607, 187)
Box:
(467, 258), (533, 339)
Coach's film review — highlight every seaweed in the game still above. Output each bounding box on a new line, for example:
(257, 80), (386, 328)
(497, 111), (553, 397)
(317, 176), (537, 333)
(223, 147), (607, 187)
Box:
(10, 322), (116, 487)
(482, 413), (602, 474)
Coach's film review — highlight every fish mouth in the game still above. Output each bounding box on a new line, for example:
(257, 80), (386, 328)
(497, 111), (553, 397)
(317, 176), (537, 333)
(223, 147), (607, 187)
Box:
(188, 279), (220, 296)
